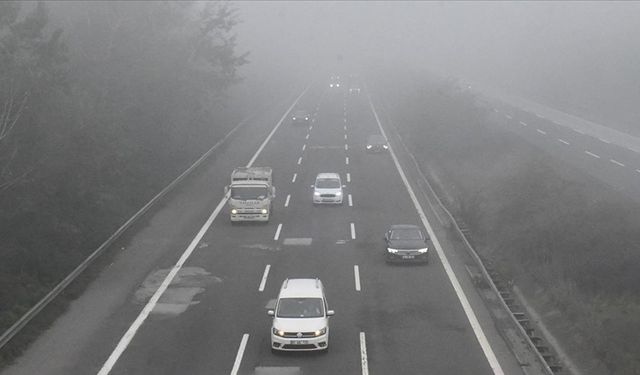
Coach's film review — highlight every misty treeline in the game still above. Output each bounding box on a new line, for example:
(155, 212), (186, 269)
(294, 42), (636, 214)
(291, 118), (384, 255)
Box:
(0, 0), (247, 350)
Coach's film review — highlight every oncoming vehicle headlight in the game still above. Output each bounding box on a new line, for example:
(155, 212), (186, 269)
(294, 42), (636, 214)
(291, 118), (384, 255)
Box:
(387, 248), (399, 254)
(335, 191), (342, 196)
(336, 83), (340, 87)
(314, 191), (321, 196)
(261, 208), (268, 214)
(314, 327), (327, 336)
(231, 209), (238, 215)
(272, 328), (285, 337)
(305, 117), (309, 120)
(366, 145), (372, 149)
(329, 84), (334, 88)
(417, 247), (428, 253)
(382, 144), (389, 149)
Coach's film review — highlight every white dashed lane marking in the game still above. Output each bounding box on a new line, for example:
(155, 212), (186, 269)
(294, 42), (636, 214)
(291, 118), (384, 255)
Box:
(558, 139), (570, 145)
(350, 222), (356, 240)
(258, 265), (271, 292)
(302, 144), (306, 151)
(354, 265), (361, 292)
(345, 144), (349, 151)
(345, 157), (349, 165)
(610, 159), (625, 167)
(344, 134), (348, 140)
(573, 128), (585, 135)
(519, 121), (528, 126)
(274, 224), (283, 241)
(284, 194), (290, 207)
(346, 173), (351, 182)
(360, 332), (369, 375)
(599, 138), (611, 144)
(291, 173), (297, 183)
(585, 151), (601, 159)
(305, 134), (309, 140)
(505, 114), (512, 120)
(348, 194), (353, 207)
(536, 129), (547, 135)
(297, 157), (302, 165)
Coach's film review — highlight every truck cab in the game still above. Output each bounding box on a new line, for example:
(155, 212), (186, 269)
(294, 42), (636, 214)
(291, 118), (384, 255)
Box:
(226, 167), (275, 222)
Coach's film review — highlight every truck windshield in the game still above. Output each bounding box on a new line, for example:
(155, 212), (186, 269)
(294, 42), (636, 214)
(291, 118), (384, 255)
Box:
(231, 186), (268, 200)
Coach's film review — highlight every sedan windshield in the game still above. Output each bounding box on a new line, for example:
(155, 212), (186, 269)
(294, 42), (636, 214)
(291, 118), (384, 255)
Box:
(231, 186), (268, 200)
(277, 298), (324, 318)
(391, 229), (424, 240)
(316, 179), (340, 189)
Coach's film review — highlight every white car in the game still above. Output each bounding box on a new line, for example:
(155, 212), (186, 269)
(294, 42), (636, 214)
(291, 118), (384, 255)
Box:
(312, 173), (344, 205)
(268, 278), (334, 352)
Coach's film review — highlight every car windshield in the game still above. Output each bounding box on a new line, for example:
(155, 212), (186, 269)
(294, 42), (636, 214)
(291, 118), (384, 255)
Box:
(316, 178), (340, 189)
(230, 186), (268, 200)
(293, 110), (307, 117)
(390, 229), (423, 240)
(277, 298), (324, 318)
(368, 135), (385, 144)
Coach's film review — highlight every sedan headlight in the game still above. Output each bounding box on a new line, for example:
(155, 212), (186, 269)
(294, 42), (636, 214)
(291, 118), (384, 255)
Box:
(305, 117), (309, 120)
(387, 248), (399, 254)
(314, 327), (327, 336)
(314, 191), (321, 196)
(417, 247), (428, 253)
(231, 209), (238, 215)
(335, 191), (342, 196)
(261, 208), (268, 214)
(272, 328), (285, 337)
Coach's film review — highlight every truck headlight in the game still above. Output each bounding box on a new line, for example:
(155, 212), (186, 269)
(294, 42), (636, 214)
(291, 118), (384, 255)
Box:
(387, 248), (399, 254)
(261, 208), (268, 214)
(314, 327), (327, 336)
(272, 328), (285, 337)
(231, 209), (238, 214)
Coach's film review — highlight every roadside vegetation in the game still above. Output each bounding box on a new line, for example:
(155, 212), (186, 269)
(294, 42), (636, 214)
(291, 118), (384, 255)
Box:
(376, 70), (640, 375)
(0, 1), (248, 365)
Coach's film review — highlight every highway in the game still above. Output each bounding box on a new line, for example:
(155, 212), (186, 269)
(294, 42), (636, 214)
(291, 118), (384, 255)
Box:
(2, 83), (529, 375)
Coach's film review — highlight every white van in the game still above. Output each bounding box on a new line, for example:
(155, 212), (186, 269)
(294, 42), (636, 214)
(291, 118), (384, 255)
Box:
(312, 173), (344, 205)
(267, 278), (334, 352)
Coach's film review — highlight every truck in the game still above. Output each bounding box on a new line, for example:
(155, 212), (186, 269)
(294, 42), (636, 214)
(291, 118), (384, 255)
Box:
(225, 167), (275, 222)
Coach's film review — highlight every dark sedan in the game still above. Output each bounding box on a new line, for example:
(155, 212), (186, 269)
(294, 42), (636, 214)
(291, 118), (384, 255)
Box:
(384, 224), (430, 263)
(365, 134), (389, 153)
(291, 109), (310, 126)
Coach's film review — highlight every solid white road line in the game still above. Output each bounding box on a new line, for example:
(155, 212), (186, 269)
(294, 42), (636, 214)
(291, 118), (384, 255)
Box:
(558, 139), (570, 145)
(360, 332), (369, 375)
(519, 121), (527, 126)
(258, 265), (271, 292)
(230, 334), (249, 375)
(96, 87), (310, 375)
(354, 265), (361, 291)
(536, 129), (547, 135)
(585, 150), (601, 159)
(297, 157), (302, 165)
(610, 159), (625, 167)
(284, 194), (291, 207)
(347, 173), (351, 182)
(302, 144), (306, 151)
(505, 114), (512, 120)
(292, 173), (297, 183)
(599, 138), (611, 144)
(346, 157), (350, 165)
(348, 194), (353, 207)
(274, 223), (283, 241)
(367, 92), (505, 374)
(350, 222), (356, 240)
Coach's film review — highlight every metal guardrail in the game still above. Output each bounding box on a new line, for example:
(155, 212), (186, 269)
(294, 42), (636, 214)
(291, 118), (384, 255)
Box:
(380, 99), (559, 375)
(0, 115), (254, 351)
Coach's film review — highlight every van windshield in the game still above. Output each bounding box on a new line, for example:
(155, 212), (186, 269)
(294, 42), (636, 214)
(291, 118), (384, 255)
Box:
(277, 298), (324, 318)
(316, 179), (340, 189)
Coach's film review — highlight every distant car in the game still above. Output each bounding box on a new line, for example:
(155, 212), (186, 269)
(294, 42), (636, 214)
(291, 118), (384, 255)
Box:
(312, 173), (344, 205)
(268, 278), (334, 352)
(329, 75), (341, 89)
(366, 134), (389, 153)
(291, 109), (310, 125)
(384, 224), (430, 263)
(348, 85), (361, 94)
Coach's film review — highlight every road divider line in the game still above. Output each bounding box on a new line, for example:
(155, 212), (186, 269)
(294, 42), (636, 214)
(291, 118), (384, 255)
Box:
(610, 159), (625, 167)
(558, 139), (570, 145)
(536, 129), (547, 135)
(348, 194), (353, 207)
(292, 173), (297, 183)
(585, 150), (601, 159)
(297, 157), (302, 165)
(346, 157), (350, 165)
(302, 144), (306, 151)
(519, 121), (527, 126)
(95, 86), (310, 375)
(274, 224), (283, 241)
(284, 194), (291, 207)
(258, 265), (271, 292)
(367, 91), (505, 375)
(230, 334), (249, 375)
(347, 173), (351, 183)
(360, 332), (369, 375)
(354, 265), (361, 292)
(350, 222), (356, 240)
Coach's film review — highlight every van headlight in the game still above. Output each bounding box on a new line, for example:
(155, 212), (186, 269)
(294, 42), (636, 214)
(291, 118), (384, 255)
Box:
(314, 327), (327, 336)
(261, 208), (268, 214)
(387, 248), (399, 254)
(335, 191), (342, 196)
(417, 248), (428, 253)
(272, 328), (285, 337)
(231, 209), (238, 214)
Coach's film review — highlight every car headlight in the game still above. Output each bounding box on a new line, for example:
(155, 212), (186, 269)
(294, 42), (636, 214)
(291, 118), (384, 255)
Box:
(382, 145), (389, 149)
(272, 328), (285, 337)
(336, 83), (340, 87)
(417, 247), (428, 253)
(314, 191), (321, 196)
(292, 117), (297, 120)
(231, 209), (238, 214)
(261, 208), (268, 214)
(314, 327), (327, 336)
(366, 145), (372, 149)
(305, 117), (309, 120)
(387, 248), (399, 254)
(330, 84), (334, 88)
(335, 191), (342, 196)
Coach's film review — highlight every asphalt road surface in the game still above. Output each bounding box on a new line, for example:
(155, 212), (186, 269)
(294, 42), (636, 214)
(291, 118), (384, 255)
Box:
(3, 84), (529, 375)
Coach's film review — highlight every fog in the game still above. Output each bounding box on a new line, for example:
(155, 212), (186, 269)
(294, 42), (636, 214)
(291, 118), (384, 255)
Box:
(234, 1), (640, 130)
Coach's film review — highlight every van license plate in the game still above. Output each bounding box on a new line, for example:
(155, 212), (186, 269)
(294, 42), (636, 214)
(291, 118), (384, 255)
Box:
(402, 255), (415, 259)
(291, 340), (308, 345)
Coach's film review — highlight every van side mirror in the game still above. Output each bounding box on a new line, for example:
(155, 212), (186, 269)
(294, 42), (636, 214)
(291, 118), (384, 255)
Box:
(267, 310), (275, 316)
(327, 310), (335, 316)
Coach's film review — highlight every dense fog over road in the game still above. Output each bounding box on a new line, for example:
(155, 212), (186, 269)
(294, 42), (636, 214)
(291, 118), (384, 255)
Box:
(235, 1), (640, 131)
